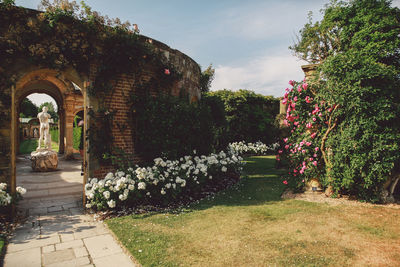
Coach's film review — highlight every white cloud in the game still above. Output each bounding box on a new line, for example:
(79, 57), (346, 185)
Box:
(211, 53), (307, 97)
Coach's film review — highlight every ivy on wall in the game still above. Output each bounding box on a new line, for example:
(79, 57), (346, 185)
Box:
(0, 1), (183, 163)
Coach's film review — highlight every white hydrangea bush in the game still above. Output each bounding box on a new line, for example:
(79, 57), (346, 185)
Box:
(0, 183), (27, 207)
(228, 141), (279, 156)
(85, 150), (243, 210)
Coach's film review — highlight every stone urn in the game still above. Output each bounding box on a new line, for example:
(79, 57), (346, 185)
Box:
(31, 149), (58, 172)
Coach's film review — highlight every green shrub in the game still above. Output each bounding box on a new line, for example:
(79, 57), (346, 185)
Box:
(206, 89), (280, 145)
(132, 93), (223, 162)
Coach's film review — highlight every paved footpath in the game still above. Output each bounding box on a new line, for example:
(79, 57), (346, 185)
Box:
(4, 156), (138, 267)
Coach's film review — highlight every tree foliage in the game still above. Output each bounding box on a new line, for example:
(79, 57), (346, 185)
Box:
(199, 64), (215, 93)
(19, 98), (38, 118)
(285, 0), (400, 202)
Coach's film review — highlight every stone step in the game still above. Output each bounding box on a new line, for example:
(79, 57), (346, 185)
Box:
(23, 188), (83, 200)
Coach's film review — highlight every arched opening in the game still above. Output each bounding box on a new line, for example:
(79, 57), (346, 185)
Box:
(10, 68), (89, 208)
(18, 93), (60, 155)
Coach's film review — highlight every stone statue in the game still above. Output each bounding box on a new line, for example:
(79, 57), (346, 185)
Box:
(31, 106), (58, 171)
(37, 106), (51, 150)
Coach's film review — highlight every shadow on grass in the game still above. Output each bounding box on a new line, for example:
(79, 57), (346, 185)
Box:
(188, 156), (286, 211)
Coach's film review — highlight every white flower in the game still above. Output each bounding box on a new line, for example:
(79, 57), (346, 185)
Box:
(221, 166), (227, 172)
(0, 183), (7, 191)
(146, 192), (151, 196)
(165, 183), (171, 189)
(128, 184), (135, 190)
(85, 203), (92, 208)
(107, 200), (116, 208)
(16, 186), (27, 195)
(138, 182), (146, 190)
(103, 191), (110, 199)
(161, 188), (166, 195)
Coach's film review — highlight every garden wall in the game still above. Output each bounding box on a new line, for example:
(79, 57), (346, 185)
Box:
(0, 6), (201, 189)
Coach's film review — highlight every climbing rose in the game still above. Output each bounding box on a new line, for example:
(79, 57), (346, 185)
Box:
(164, 69), (170, 75)
(283, 180), (288, 185)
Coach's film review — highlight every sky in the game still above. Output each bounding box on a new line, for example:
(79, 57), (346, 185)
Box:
(16, 0), (400, 107)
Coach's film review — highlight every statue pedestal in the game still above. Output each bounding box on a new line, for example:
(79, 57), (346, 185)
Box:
(31, 149), (58, 172)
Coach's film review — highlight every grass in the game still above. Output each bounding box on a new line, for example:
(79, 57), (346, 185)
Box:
(106, 156), (400, 267)
(50, 127), (82, 150)
(19, 139), (59, 154)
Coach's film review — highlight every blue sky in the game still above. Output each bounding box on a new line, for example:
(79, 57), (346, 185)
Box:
(16, 0), (400, 107)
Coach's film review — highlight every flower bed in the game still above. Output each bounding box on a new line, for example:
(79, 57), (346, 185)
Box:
(228, 141), (279, 156)
(85, 150), (243, 210)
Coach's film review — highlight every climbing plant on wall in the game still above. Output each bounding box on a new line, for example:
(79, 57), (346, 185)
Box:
(0, 0), (182, 162)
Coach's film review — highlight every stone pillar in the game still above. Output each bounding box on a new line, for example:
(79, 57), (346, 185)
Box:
(64, 96), (75, 159)
(301, 64), (319, 80)
(58, 108), (65, 154)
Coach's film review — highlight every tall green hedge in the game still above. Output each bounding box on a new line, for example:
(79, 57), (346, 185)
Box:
(206, 89), (280, 145)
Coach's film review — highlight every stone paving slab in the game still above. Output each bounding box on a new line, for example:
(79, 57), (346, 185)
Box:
(4, 157), (137, 267)
(4, 247), (41, 267)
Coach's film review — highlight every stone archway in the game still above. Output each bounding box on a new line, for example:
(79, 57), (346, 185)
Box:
(10, 68), (89, 201)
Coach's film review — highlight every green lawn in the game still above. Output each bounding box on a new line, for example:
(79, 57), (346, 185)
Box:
(107, 156), (400, 267)
(19, 139), (59, 154)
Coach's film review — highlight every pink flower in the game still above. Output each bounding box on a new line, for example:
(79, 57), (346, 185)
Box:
(315, 147), (319, 152)
(282, 98), (287, 104)
(309, 157), (313, 161)
(283, 180), (288, 185)
(293, 169), (298, 173)
(297, 86), (302, 93)
(283, 138), (288, 143)
(291, 102), (296, 109)
(289, 80), (294, 86)
(313, 161), (317, 166)
(302, 149), (306, 154)
(302, 179), (305, 183)
(164, 69), (170, 75)
(285, 145), (289, 150)
(313, 153), (317, 157)
(312, 117), (317, 122)
(302, 83), (308, 90)
(310, 132), (317, 139)
(293, 96), (298, 102)
(300, 169), (304, 174)
(278, 150), (283, 154)
(294, 121), (299, 126)
(318, 113), (322, 117)
(306, 142), (311, 146)
(306, 122), (312, 129)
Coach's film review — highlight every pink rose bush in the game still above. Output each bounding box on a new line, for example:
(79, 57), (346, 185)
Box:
(279, 79), (335, 190)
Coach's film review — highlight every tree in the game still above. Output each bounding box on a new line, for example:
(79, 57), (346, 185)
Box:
(286, 0), (400, 202)
(19, 98), (38, 118)
(199, 64), (215, 93)
(38, 102), (59, 121)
